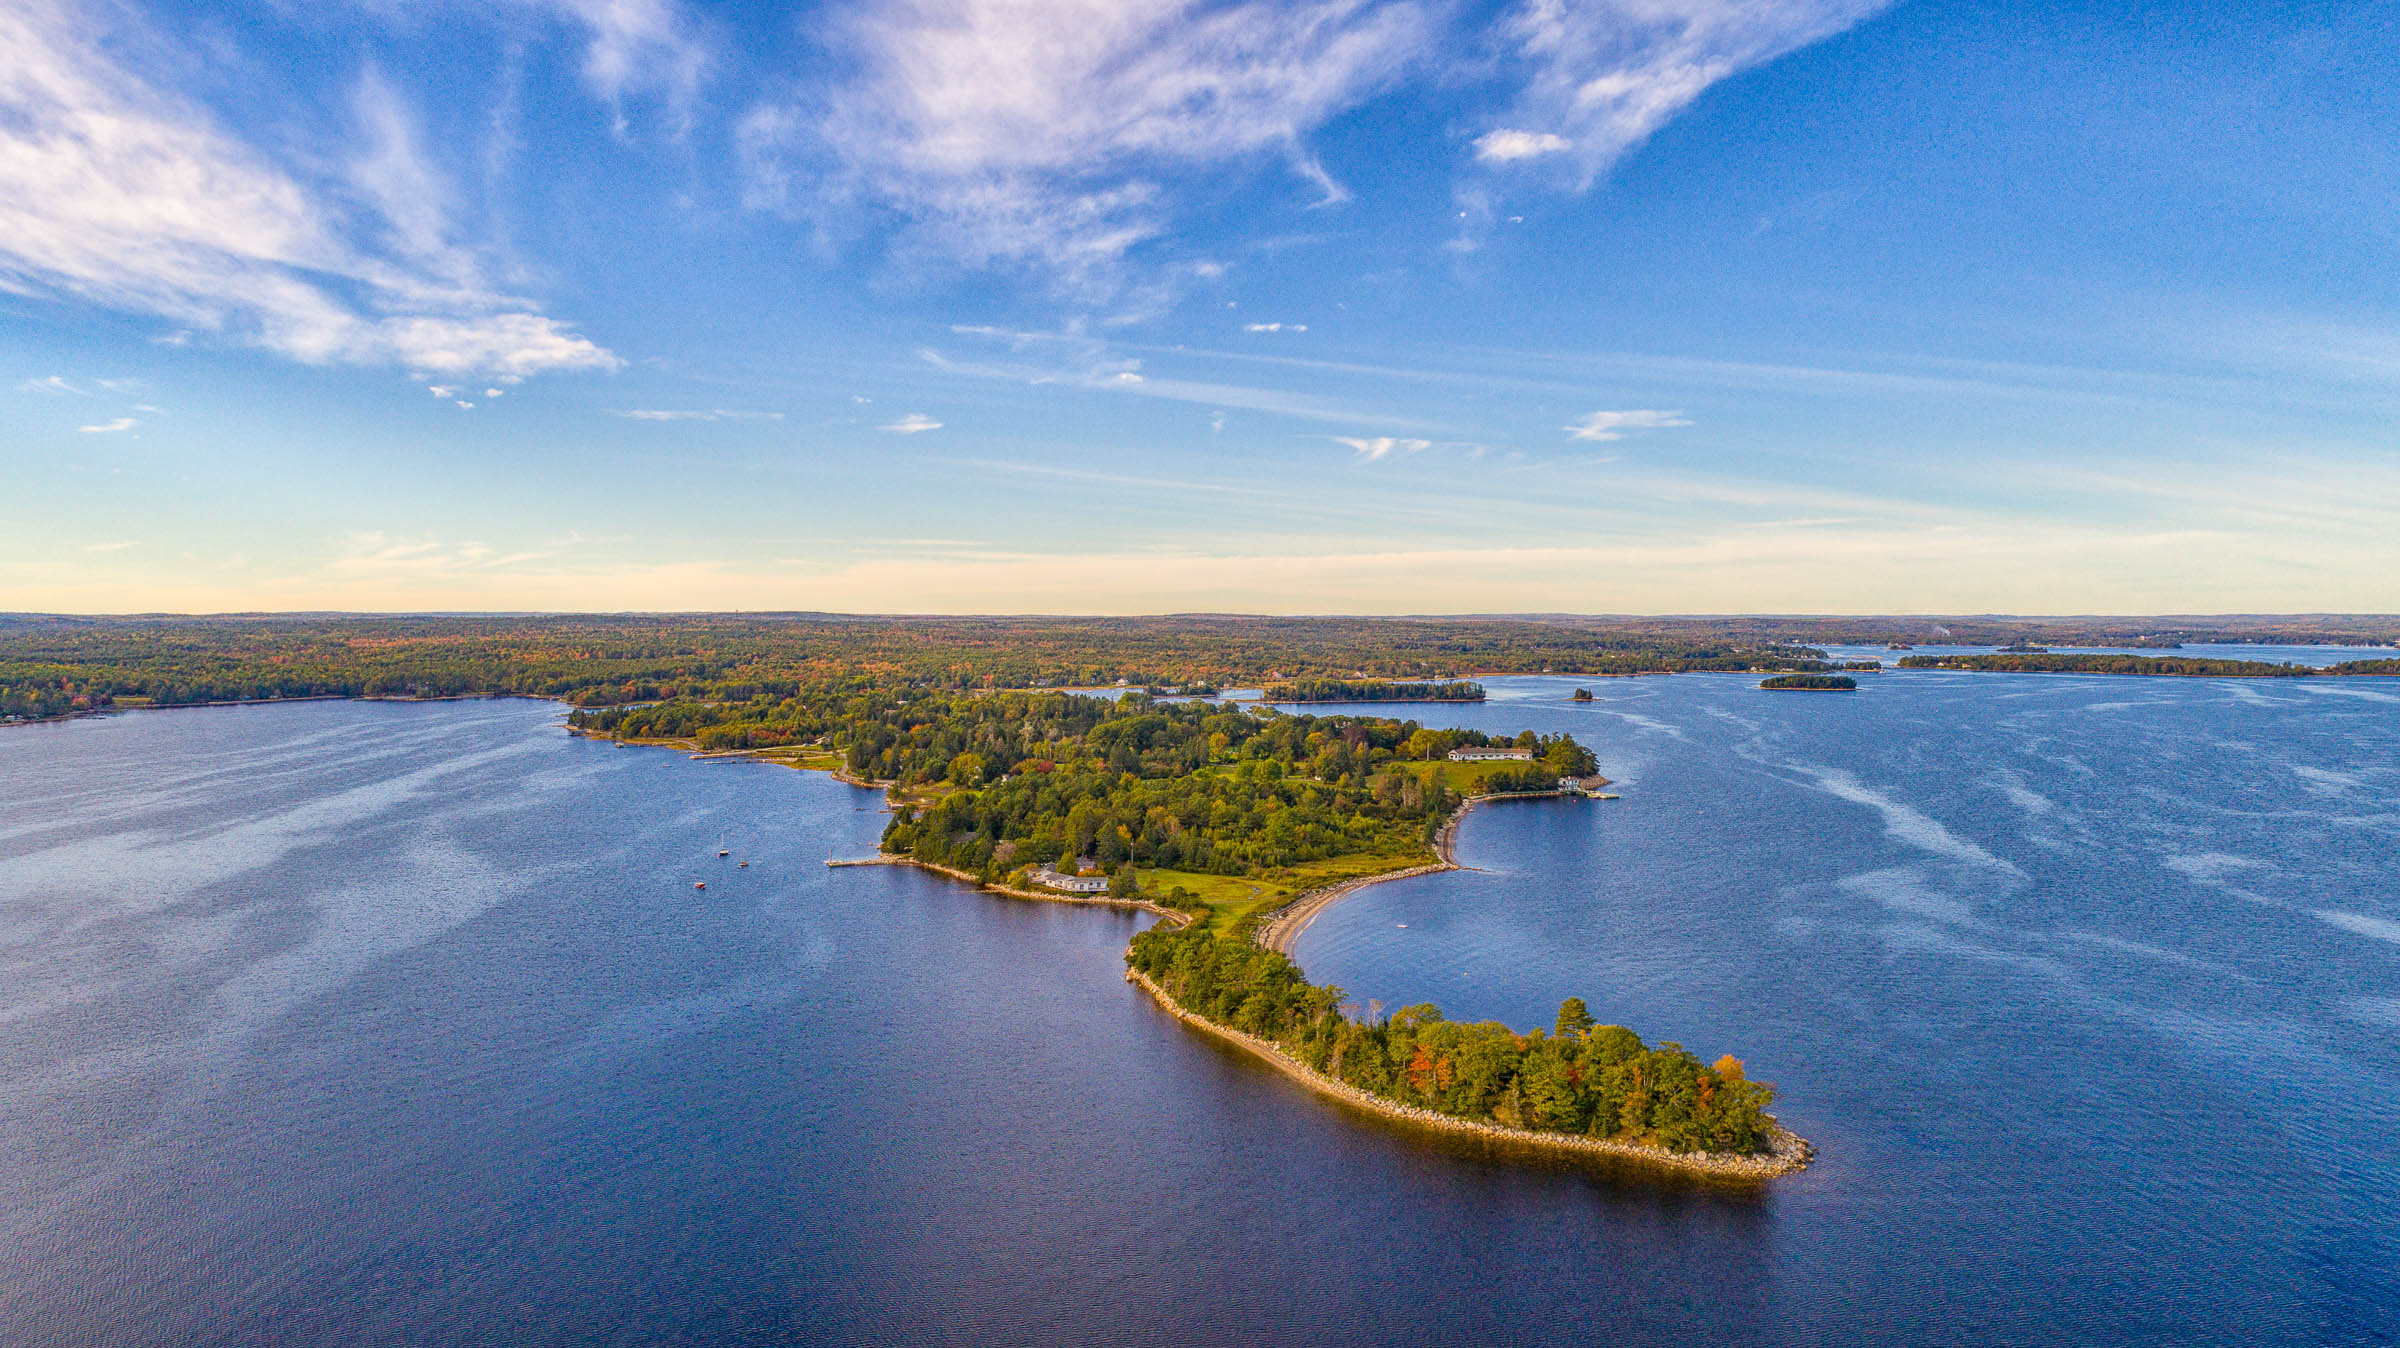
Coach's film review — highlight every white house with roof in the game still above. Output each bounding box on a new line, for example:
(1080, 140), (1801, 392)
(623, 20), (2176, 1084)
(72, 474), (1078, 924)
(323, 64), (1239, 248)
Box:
(1447, 745), (1535, 762)
(1029, 866), (1111, 894)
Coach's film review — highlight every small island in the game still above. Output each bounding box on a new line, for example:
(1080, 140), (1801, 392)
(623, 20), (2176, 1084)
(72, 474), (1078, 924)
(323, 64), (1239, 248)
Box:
(1571, 687), (1593, 701)
(1760, 673), (1857, 691)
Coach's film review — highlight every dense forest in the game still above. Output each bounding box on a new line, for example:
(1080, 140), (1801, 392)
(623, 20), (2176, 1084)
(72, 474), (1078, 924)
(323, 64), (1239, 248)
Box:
(1128, 924), (1776, 1154)
(1262, 679), (1485, 702)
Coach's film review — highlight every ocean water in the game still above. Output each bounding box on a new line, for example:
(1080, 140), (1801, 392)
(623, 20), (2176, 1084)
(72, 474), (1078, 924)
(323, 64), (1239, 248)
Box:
(1, 672), (2394, 1345)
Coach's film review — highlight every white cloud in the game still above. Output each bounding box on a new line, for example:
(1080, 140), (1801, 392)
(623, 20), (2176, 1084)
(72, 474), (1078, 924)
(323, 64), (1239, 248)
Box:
(1243, 321), (1308, 332)
(1487, 0), (1889, 188)
(525, 0), (709, 131)
(77, 416), (136, 433)
(742, 0), (1431, 290)
(1565, 408), (1690, 440)
(427, 385), (457, 398)
(610, 408), (784, 421)
(20, 375), (81, 394)
(0, 0), (619, 378)
(1472, 128), (1570, 162)
(881, 412), (944, 433)
(1333, 435), (1431, 461)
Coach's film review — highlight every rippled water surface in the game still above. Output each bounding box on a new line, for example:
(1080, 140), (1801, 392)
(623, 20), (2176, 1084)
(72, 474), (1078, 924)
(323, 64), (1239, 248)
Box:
(3, 676), (2396, 1345)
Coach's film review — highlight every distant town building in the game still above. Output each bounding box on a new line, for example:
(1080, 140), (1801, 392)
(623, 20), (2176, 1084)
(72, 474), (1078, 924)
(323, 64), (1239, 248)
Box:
(1447, 746), (1535, 762)
(1029, 866), (1111, 894)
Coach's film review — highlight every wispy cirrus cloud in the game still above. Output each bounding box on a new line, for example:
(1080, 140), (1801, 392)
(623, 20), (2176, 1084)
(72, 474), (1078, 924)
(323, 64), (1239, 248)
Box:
(0, 0), (619, 378)
(611, 408), (785, 421)
(523, 0), (710, 132)
(1565, 408), (1690, 440)
(741, 0), (1431, 292)
(925, 333), (1443, 429)
(77, 417), (137, 433)
(1481, 0), (1890, 189)
(881, 412), (944, 433)
(737, 0), (1881, 295)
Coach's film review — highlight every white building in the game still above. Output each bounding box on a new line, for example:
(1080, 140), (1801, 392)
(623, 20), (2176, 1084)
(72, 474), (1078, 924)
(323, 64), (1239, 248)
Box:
(1030, 866), (1111, 894)
(1447, 746), (1535, 762)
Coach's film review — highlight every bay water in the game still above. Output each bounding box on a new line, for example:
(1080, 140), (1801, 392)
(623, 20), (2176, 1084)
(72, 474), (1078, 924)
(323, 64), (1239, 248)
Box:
(1, 667), (2394, 1344)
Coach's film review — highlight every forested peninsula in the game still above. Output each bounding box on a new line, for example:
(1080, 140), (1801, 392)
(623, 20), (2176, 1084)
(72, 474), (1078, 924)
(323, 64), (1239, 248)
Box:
(573, 681), (1801, 1173)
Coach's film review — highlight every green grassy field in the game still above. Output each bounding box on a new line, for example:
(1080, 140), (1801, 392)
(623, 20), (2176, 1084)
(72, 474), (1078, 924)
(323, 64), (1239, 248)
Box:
(1134, 868), (1286, 935)
(1140, 849), (1432, 938)
(1378, 757), (1540, 792)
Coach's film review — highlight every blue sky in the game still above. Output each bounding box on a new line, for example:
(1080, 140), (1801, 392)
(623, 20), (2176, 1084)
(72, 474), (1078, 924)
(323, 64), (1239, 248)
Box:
(4, 0), (2397, 613)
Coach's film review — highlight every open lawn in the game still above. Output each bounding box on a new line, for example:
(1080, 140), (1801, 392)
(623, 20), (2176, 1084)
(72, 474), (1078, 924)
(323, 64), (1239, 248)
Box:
(1141, 849), (1433, 938)
(1379, 757), (1541, 793)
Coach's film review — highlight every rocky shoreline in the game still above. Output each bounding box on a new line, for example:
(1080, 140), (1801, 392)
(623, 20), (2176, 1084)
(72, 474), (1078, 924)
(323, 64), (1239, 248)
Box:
(1126, 967), (1812, 1179)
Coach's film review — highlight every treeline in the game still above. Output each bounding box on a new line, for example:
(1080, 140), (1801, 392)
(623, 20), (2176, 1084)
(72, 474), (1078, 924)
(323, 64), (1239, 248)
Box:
(1263, 680), (1485, 702)
(1128, 924), (1775, 1154)
(1579, 616), (2400, 648)
(0, 615), (1833, 721)
(1896, 654), (2371, 677)
(9, 616), (2399, 725)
